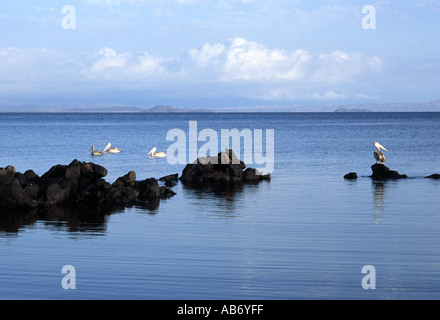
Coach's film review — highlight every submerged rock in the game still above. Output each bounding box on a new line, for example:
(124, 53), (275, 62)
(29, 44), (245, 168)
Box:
(425, 174), (440, 180)
(344, 172), (358, 180)
(371, 163), (407, 180)
(159, 174), (179, 187)
(159, 174), (179, 182)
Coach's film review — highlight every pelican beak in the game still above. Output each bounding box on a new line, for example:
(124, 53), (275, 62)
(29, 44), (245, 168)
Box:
(375, 142), (387, 151)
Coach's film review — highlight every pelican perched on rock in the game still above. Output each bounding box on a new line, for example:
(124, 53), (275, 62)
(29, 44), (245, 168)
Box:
(148, 147), (166, 158)
(89, 145), (103, 156)
(374, 141), (387, 164)
(103, 142), (121, 154)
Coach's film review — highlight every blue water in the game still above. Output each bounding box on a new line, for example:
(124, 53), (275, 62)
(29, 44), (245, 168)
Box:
(1, 112), (440, 300)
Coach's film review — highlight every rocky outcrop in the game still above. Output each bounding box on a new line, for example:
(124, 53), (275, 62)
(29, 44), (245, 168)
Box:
(159, 174), (179, 187)
(370, 163), (407, 180)
(180, 149), (271, 185)
(425, 174), (440, 180)
(0, 166), (38, 210)
(1, 151), (269, 213)
(344, 172), (358, 180)
(0, 160), (176, 212)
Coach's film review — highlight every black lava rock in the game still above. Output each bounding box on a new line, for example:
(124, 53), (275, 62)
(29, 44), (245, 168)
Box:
(180, 149), (271, 185)
(344, 172), (358, 180)
(371, 163), (407, 180)
(0, 160), (176, 213)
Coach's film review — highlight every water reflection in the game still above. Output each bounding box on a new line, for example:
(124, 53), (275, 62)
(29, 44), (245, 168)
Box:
(0, 208), (39, 234)
(0, 204), (124, 237)
(135, 197), (161, 214)
(39, 205), (114, 235)
(0, 180), (270, 235)
(372, 180), (388, 224)
(181, 180), (270, 217)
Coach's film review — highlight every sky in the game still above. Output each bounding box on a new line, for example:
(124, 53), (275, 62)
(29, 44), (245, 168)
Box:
(0, 0), (439, 110)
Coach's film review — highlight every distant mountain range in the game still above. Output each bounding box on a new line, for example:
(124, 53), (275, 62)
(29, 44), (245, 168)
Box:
(1, 100), (440, 113)
(220, 100), (440, 112)
(334, 107), (373, 113)
(66, 105), (212, 113)
(144, 105), (213, 113)
(332, 100), (440, 112)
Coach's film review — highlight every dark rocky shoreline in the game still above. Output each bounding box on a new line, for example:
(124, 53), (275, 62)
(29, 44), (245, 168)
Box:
(345, 163), (440, 180)
(0, 159), (176, 212)
(0, 149), (270, 214)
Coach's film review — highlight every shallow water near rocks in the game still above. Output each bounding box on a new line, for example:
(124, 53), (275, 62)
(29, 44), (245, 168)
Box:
(1, 112), (440, 300)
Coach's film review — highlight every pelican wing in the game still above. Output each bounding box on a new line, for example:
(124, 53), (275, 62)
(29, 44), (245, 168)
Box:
(103, 143), (111, 153)
(374, 151), (386, 163)
(148, 147), (157, 156)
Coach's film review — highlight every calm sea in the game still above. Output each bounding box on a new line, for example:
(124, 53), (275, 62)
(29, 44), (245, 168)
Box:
(1, 112), (440, 300)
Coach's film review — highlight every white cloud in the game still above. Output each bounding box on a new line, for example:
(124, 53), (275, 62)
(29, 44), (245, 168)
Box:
(0, 39), (383, 103)
(176, 0), (198, 4)
(86, 0), (123, 6)
(85, 47), (170, 81)
(89, 47), (131, 73)
(186, 38), (311, 81)
(86, 0), (197, 6)
(188, 42), (226, 68)
(220, 38), (309, 81)
(311, 51), (382, 84)
(414, 0), (440, 11)
(185, 38), (380, 84)
(77, 38), (383, 86)
(312, 91), (346, 100)
(354, 93), (379, 100)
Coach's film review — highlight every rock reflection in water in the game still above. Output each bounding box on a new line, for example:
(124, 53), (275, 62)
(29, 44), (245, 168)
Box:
(181, 180), (268, 217)
(39, 205), (115, 235)
(372, 180), (388, 224)
(0, 208), (39, 234)
(0, 204), (124, 236)
(135, 197), (161, 214)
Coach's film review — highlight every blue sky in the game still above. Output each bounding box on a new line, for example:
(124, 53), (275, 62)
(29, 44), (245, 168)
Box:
(0, 1), (439, 110)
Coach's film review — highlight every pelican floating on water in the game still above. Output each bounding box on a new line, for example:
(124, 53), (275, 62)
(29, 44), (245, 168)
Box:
(89, 145), (103, 156)
(103, 142), (121, 154)
(374, 142), (387, 164)
(148, 147), (166, 158)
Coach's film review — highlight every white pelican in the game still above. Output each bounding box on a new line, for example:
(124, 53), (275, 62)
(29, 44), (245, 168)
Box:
(103, 142), (121, 154)
(374, 142), (387, 164)
(148, 147), (166, 158)
(89, 145), (103, 156)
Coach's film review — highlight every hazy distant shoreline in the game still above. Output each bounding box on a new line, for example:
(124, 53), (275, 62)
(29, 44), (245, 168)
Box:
(0, 100), (440, 113)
